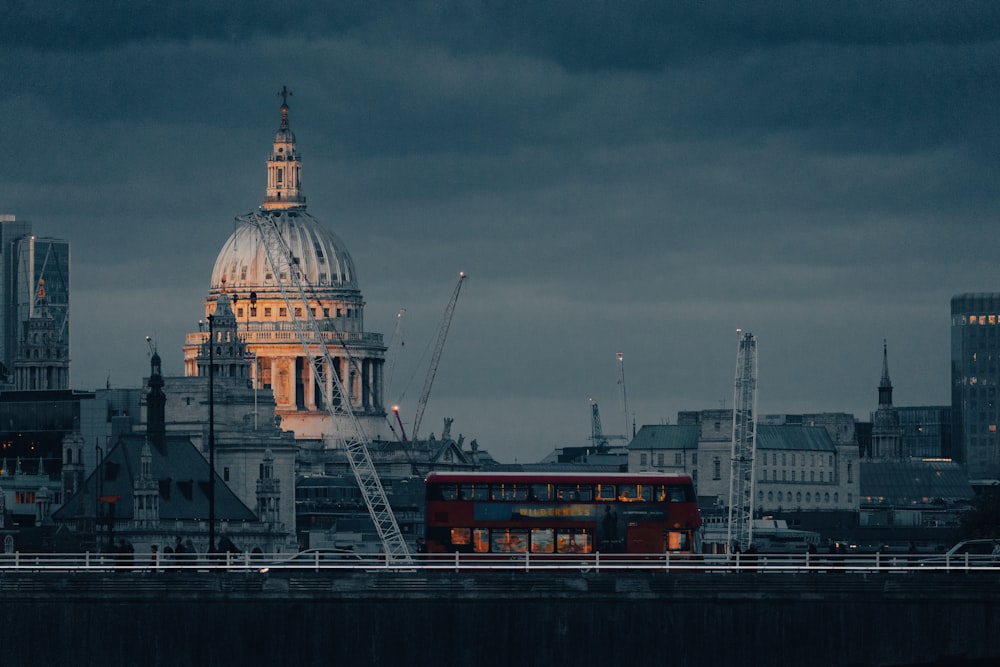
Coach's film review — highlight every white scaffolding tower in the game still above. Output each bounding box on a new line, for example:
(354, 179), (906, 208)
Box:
(727, 330), (758, 554)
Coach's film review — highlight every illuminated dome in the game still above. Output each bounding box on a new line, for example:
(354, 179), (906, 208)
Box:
(184, 89), (388, 444)
(210, 210), (358, 293)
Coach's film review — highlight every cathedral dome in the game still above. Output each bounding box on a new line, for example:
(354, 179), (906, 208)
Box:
(210, 210), (358, 292)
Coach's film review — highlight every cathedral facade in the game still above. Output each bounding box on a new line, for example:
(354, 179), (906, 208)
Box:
(183, 94), (389, 444)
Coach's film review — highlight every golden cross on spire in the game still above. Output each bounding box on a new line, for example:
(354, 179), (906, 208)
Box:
(278, 86), (292, 104)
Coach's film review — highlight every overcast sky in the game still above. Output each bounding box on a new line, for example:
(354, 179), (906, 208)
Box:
(3, 2), (999, 463)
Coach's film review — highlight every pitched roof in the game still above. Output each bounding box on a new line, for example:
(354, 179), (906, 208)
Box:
(756, 425), (836, 452)
(627, 424), (700, 450)
(860, 460), (974, 505)
(53, 434), (257, 522)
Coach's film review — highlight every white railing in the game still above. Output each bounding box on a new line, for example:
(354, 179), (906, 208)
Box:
(0, 551), (998, 574)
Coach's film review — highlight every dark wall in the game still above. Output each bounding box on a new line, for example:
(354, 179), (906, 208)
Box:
(1, 571), (998, 667)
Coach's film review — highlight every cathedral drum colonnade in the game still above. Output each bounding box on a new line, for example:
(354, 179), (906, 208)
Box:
(183, 91), (388, 443)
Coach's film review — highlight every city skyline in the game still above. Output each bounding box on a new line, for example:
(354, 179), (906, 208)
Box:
(3, 3), (999, 462)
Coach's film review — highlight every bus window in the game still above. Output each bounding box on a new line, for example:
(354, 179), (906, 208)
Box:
(460, 484), (489, 500)
(495, 483), (528, 501)
(595, 483), (616, 501)
(493, 529), (528, 553)
(530, 529), (555, 553)
(556, 484), (593, 501)
(556, 530), (593, 554)
(669, 487), (687, 502)
(667, 531), (690, 551)
(473, 529), (490, 553)
(617, 484), (650, 501)
(438, 485), (459, 501)
(451, 527), (472, 546)
(530, 484), (553, 501)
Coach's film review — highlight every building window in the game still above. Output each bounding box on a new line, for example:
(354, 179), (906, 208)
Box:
(657, 453), (664, 467)
(15, 491), (36, 504)
(674, 452), (682, 466)
(264, 307), (272, 317)
(691, 453), (697, 466)
(279, 307), (287, 317)
(224, 467), (230, 482)
(713, 457), (721, 480)
(847, 462), (853, 484)
(237, 307), (244, 318)
(640, 453), (647, 467)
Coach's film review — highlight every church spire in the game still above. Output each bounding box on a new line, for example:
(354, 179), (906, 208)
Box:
(878, 339), (893, 408)
(261, 86), (305, 211)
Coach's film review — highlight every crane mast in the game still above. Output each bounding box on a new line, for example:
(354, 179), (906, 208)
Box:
(727, 330), (758, 554)
(410, 272), (466, 442)
(589, 399), (609, 450)
(617, 352), (631, 439)
(242, 212), (411, 563)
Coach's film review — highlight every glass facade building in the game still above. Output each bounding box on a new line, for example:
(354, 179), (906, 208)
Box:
(0, 218), (70, 386)
(951, 293), (1000, 479)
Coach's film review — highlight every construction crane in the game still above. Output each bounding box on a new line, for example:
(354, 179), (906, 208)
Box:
(617, 352), (633, 439)
(242, 212), (411, 563)
(410, 272), (466, 442)
(384, 308), (406, 399)
(727, 330), (758, 554)
(589, 399), (625, 451)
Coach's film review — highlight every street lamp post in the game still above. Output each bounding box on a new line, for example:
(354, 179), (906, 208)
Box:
(207, 314), (216, 554)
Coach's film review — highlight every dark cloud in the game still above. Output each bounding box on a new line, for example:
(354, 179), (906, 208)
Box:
(2, 3), (998, 461)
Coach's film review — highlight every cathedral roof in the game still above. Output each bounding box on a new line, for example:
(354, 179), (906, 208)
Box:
(211, 210), (358, 293)
(209, 90), (359, 295)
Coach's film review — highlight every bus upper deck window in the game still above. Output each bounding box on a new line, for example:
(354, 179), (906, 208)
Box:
(530, 484), (552, 501)
(460, 484), (488, 500)
(596, 484), (616, 501)
(439, 485), (459, 501)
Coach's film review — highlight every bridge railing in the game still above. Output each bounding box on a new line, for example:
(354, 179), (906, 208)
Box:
(0, 550), (997, 573)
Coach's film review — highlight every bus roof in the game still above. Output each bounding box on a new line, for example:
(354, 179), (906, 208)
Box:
(424, 471), (694, 485)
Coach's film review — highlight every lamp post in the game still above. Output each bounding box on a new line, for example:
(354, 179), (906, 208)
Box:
(207, 314), (216, 554)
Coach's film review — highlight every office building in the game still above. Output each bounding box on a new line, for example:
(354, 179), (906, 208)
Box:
(0, 216), (70, 387)
(950, 293), (1000, 479)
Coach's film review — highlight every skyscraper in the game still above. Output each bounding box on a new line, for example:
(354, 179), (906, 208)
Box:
(0, 216), (71, 387)
(951, 293), (1000, 479)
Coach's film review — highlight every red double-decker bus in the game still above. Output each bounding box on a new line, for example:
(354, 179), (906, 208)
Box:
(423, 471), (701, 555)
